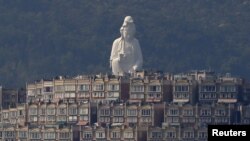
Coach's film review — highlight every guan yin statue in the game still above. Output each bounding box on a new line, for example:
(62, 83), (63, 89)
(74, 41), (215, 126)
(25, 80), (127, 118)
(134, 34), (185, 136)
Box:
(110, 16), (143, 76)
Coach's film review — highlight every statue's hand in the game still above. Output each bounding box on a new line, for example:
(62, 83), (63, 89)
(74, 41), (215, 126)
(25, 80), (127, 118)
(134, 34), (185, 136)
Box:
(119, 53), (124, 59)
(133, 65), (138, 71)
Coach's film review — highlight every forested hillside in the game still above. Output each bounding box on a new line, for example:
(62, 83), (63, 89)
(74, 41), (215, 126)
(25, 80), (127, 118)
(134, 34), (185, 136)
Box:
(0, 0), (250, 87)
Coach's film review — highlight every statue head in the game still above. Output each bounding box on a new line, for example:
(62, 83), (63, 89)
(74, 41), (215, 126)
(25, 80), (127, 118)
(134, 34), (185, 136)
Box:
(120, 16), (136, 40)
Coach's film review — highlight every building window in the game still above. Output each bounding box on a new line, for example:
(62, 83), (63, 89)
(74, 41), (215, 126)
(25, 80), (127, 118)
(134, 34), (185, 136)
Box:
(69, 116), (77, 121)
(148, 93), (161, 98)
(111, 131), (121, 138)
(182, 109), (193, 116)
(130, 93), (144, 99)
(29, 116), (38, 122)
(200, 93), (217, 99)
(29, 108), (37, 115)
(113, 117), (124, 123)
(44, 132), (55, 139)
(99, 117), (110, 122)
(220, 85), (236, 92)
(4, 131), (15, 138)
(43, 86), (53, 93)
(55, 93), (64, 99)
(175, 85), (189, 92)
(36, 88), (42, 94)
(174, 93), (189, 99)
(200, 109), (211, 116)
(3, 112), (9, 119)
(108, 84), (119, 91)
(200, 85), (216, 92)
(79, 108), (89, 115)
(83, 132), (92, 139)
(127, 109), (137, 116)
(124, 131), (133, 138)
(93, 84), (104, 91)
(27, 89), (36, 96)
(30, 132), (40, 139)
(100, 109), (110, 116)
(168, 108), (179, 116)
(141, 109), (151, 116)
(55, 85), (64, 91)
(19, 110), (24, 116)
(148, 85), (161, 92)
(19, 131), (27, 138)
(78, 84), (89, 91)
(107, 92), (119, 98)
(57, 116), (67, 122)
(65, 92), (75, 98)
(198, 131), (207, 138)
(131, 85), (144, 92)
(58, 108), (66, 115)
(59, 132), (70, 139)
(184, 131), (194, 138)
(47, 108), (55, 115)
(165, 131), (176, 138)
(80, 115), (89, 121)
(96, 132), (105, 138)
(68, 107), (77, 115)
(78, 92), (90, 98)
(127, 117), (137, 123)
(215, 109), (226, 116)
(93, 92), (104, 98)
(151, 131), (162, 138)
(114, 109), (124, 116)
(47, 115), (55, 121)
(199, 117), (212, 123)
(65, 85), (76, 91)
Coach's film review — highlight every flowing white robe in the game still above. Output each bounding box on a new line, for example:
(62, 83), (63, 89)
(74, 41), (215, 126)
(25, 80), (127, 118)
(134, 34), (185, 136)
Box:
(110, 37), (143, 76)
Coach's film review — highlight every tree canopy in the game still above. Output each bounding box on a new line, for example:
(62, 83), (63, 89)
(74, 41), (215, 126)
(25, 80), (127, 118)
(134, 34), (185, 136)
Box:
(0, 0), (250, 87)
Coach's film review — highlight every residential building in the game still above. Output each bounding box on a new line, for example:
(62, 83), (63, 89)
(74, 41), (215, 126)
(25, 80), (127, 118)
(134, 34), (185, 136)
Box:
(217, 74), (243, 103)
(0, 87), (18, 109)
(172, 74), (198, 104)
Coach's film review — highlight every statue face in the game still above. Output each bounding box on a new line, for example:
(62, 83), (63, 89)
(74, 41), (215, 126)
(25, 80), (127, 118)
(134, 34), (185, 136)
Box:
(122, 25), (133, 40)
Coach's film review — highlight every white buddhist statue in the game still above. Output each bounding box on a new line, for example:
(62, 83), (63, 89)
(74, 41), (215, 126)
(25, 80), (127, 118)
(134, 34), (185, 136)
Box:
(110, 16), (143, 76)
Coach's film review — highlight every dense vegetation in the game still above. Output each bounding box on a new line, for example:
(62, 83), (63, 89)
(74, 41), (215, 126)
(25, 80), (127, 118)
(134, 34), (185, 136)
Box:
(0, 0), (250, 88)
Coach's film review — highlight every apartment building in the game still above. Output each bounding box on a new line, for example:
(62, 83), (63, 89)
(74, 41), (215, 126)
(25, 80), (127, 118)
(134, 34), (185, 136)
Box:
(0, 86), (18, 109)
(198, 77), (218, 104)
(26, 74), (128, 104)
(163, 103), (232, 127)
(172, 74), (198, 105)
(240, 104), (250, 124)
(217, 74), (243, 103)
(0, 125), (73, 141)
(97, 102), (158, 127)
(147, 126), (208, 141)
(129, 71), (172, 103)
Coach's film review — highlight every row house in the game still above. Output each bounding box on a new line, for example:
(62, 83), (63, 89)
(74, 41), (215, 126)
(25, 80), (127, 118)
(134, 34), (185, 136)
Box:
(194, 72), (243, 105)
(26, 75), (127, 104)
(242, 83), (250, 103)
(172, 74), (198, 105)
(97, 102), (161, 127)
(198, 77), (218, 104)
(129, 71), (172, 103)
(0, 86), (24, 109)
(240, 104), (250, 124)
(27, 101), (90, 126)
(80, 124), (137, 141)
(147, 126), (207, 141)
(0, 104), (26, 127)
(0, 125), (72, 141)
(217, 75), (243, 103)
(163, 103), (232, 127)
